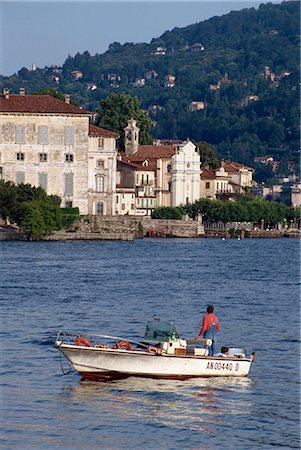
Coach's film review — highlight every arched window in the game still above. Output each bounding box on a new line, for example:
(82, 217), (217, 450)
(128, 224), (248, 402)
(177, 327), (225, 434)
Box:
(96, 175), (104, 192)
(96, 202), (104, 215)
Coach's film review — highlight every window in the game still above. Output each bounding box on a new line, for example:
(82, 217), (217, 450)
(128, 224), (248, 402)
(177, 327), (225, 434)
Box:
(96, 202), (104, 215)
(96, 175), (104, 192)
(168, 181), (172, 191)
(16, 125), (25, 144)
(205, 182), (210, 189)
(65, 201), (73, 208)
(0, 167), (3, 178)
(217, 182), (219, 189)
(122, 204), (125, 210)
(187, 162), (190, 168)
(116, 195), (119, 204)
(38, 173), (47, 191)
(146, 174), (149, 184)
(167, 164), (172, 173)
(39, 153), (47, 162)
(65, 126), (74, 145)
(38, 126), (48, 144)
(65, 154), (74, 163)
(97, 160), (104, 168)
(136, 174), (139, 184)
(98, 138), (104, 148)
(64, 173), (74, 196)
(16, 152), (24, 161)
(16, 172), (25, 185)
(131, 204), (134, 210)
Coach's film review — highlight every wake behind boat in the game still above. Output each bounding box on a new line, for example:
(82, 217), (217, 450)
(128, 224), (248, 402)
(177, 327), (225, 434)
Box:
(55, 318), (256, 381)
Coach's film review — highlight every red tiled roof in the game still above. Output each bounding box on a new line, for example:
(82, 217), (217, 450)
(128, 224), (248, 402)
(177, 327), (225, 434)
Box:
(224, 162), (254, 173)
(118, 155), (157, 171)
(135, 145), (176, 159)
(89, 124), (119, 138)
(0, 94), (89, 115)
(201, 168), (216, 179)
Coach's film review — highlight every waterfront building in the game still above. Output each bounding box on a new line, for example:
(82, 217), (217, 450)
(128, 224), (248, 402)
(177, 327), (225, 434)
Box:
(200, 160), (254, 200)
(119, 118), (201, 214)
(0, 89), (119, 215)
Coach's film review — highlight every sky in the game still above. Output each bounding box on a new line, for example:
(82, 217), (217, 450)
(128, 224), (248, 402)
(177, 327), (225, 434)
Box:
(0, 0), (282, 76)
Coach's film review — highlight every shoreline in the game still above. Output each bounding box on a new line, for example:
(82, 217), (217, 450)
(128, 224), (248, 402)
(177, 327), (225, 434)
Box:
(0, 224), (300, 241)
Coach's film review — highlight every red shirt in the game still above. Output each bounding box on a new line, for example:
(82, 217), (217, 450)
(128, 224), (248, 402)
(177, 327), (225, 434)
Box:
(199, 313), (220, 336)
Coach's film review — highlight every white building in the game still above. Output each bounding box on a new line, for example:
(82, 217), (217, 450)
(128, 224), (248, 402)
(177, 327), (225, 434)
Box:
(172, 140), (201, 206)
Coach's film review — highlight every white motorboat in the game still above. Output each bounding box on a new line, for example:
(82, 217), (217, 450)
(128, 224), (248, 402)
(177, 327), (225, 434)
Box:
(55, 319), (256, 381)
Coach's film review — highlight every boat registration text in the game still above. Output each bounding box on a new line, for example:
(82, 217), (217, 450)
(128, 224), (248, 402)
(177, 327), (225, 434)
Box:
(206, 361), (240, 371)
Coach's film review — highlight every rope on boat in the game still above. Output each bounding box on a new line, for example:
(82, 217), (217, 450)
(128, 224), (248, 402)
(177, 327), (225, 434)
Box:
(59, 343), (72, 375)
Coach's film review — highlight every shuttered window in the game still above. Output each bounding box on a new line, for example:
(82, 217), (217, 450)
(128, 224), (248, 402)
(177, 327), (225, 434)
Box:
(65, 127), (74, 145)
(16, 172), (25, 185)
(39, 173), (48, 191)
(16, 125), (25, 144)
(64, 173), (74, 196)
(96, 175), (104, 192)
(38, 126), (48, 144)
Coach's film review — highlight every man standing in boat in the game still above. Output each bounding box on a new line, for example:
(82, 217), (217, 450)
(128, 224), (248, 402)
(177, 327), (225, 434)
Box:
(196, 305), (220, 356)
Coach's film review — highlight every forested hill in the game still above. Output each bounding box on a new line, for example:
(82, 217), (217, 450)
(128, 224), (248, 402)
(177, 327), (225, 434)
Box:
(1, 1), (300, 169)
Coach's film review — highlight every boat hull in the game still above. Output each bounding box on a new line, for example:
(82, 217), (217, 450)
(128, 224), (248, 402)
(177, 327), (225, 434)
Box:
(57, 344), (253, 381)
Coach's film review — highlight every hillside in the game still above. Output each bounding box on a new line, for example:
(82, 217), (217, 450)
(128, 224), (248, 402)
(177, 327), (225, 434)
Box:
(1, 1), (300, 171)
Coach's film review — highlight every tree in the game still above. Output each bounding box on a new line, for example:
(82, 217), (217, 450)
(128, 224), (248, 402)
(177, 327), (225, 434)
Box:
(0, 180), (17, 220)
(195, 141), (219, 169)
(0, 181), (62, 239)
(97, 93), (153, 150)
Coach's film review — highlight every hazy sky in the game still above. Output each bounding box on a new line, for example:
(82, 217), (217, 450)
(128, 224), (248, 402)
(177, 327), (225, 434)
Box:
(0, 1), (281, 76)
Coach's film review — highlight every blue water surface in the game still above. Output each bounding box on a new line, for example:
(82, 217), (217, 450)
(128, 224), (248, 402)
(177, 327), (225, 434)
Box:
(0, 238), (300, 449)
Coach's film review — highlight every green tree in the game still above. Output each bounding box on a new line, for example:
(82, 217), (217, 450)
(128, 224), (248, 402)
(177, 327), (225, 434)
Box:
(0, 180), (17, 220)
(195, 141), (219, 169)
(0, 181), (62, 239)
(97, 93), (153, 150)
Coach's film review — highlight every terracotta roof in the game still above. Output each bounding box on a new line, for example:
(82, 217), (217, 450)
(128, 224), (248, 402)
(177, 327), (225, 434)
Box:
(0, 94), (89, 115)
(89, 124), (119, 138)
(119, 155), (157, 171)
(224, 162), (254, 173)
(135, 145), (176, 159)
(201, 168), (216, 179)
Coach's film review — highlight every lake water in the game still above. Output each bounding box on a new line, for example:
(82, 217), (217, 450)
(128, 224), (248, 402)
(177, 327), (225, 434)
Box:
(1, 238), (300, 449)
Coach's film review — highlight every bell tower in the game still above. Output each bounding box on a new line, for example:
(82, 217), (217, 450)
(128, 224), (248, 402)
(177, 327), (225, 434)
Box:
(124, 118), (139, 155)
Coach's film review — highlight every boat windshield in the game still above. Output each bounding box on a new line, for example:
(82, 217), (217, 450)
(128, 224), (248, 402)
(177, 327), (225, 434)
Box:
(144, 320), (179, 342)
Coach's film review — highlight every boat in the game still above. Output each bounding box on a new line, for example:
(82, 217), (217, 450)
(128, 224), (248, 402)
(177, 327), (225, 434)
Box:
(55, 318), (256, 381)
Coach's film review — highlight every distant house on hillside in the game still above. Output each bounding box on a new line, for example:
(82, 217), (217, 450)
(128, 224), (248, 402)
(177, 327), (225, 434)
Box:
(144, 70), (158, 80)
(152, 47), (166, 56)
(189, 43), (205, 52)
(71, 70), (83, 80)
(189, 101), (206, 112)
(165, 74), (176, 88)
(133, 77), (145, 87)
(86, 83), (97, 91)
